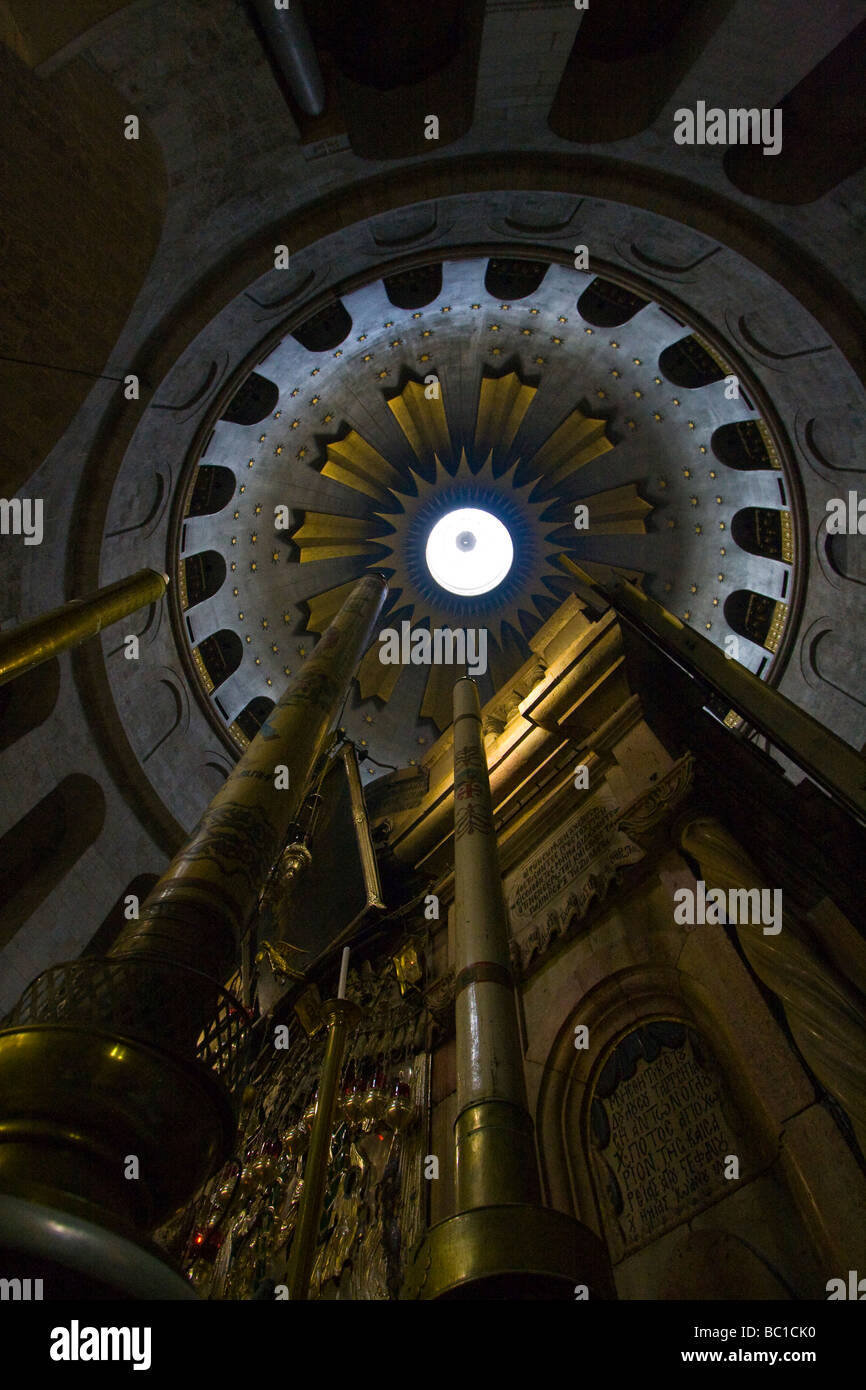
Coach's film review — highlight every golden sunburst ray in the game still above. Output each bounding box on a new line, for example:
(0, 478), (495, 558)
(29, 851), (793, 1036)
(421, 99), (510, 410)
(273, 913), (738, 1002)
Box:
(290, 371), (651, 732)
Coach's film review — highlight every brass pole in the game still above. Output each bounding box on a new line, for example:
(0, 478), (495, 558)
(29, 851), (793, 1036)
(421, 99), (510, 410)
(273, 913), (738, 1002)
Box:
(452, 676), (540, 1209)
(401, 677), (615, 1297)
(0, 573), (387, 1288)
(286, 998), (361, 1300)
(0, 568), (168, 686)
(111, 572), (388, 983)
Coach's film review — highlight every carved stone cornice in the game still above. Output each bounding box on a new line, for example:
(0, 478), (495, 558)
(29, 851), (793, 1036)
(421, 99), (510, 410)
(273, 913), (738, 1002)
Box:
(616, 752), (696, 845)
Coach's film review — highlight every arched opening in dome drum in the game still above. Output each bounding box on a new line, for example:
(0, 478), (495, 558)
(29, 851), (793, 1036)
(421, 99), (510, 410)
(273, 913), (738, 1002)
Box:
(731, 508), (790, 563)
(659, 335), (726, 389)
(724, 589), (782, 651)
(291, 300), (352, 353)
(235, 696), (275, 743)
(220, 371), (280, 426)
(314, 0), (484, 159)
(724, 18), (866, 204)
(83, 875), (160, 957)
(183, 550), (227, 608)
(0, 774), (106, 953)
(0, 657), (60, 753)
(483, 259), (548, 302)
(195, 629), (243, 692)
(548, 0), (735, 143)
(383, 264), (443, 311)
(188, 465), (235, 517)
(578, 278), (649, 328)
(711, 421), (775, 471)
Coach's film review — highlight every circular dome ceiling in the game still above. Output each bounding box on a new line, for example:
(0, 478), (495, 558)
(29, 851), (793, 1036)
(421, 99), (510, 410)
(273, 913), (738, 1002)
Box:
(173, 254), (795, 779)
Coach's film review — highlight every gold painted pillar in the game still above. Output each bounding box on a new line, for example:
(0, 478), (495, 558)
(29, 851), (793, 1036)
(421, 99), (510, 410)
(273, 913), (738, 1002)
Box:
(452, 676), (540, 1208)
(0, 568), (168, 686)
(678, 814), (866, 1153)
(286, 998), (361, 1300)
(402, 678), (615, 1299)
(111, 572), (388, 983)
(0, 574), (387, 1292)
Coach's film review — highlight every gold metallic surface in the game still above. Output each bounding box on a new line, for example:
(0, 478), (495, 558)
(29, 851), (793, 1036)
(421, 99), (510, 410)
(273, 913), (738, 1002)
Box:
(341, 742), (385, 910)
(402, 1205), (617, 1300)
(286, 998), (362, 1299)
(111, 573), (388, 981)
(0, 1025), (234, 1227)
(451, 676), (540, 1210)
(454, 1100), (539, 1210)
(0, 568), (167, 686)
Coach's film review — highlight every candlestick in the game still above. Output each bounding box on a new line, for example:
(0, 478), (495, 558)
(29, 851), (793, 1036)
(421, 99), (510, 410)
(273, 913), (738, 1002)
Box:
(337, 947), (350, 1000)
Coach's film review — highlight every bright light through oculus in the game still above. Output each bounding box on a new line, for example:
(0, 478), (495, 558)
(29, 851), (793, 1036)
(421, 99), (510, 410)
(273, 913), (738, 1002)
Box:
(425, 507), (514, 596)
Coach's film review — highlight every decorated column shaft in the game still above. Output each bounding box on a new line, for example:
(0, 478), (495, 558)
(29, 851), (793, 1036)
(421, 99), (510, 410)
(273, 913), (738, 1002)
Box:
(678, 814), (866, 1154)
(0, 568), (168, 686)
(452, 676), (541, 1210)
(286, 999), (361, 1300)
(112, 572), (388, 983)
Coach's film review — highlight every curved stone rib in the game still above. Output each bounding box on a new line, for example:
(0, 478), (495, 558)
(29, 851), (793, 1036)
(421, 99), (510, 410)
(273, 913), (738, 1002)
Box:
(680, 815), (866, 1154)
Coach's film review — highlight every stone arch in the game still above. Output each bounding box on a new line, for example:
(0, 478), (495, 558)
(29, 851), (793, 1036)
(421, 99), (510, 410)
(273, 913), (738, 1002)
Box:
(724, 19), (866, 204)
(534, 955), (822, 1298)
(219, 371), (279, 426)
(483, 258), (548, 302)
(548, 0), (735, 144)
(578, 277), (648, 328)
(0, 658), (60, 753)
(187, 466), (236, 518)
(183, 550), (227, 608)
(659, 334), (726, 389)
(0, 774), (106, 952)
(291, 300), (352, 353)
(383, 263), (443, 310)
